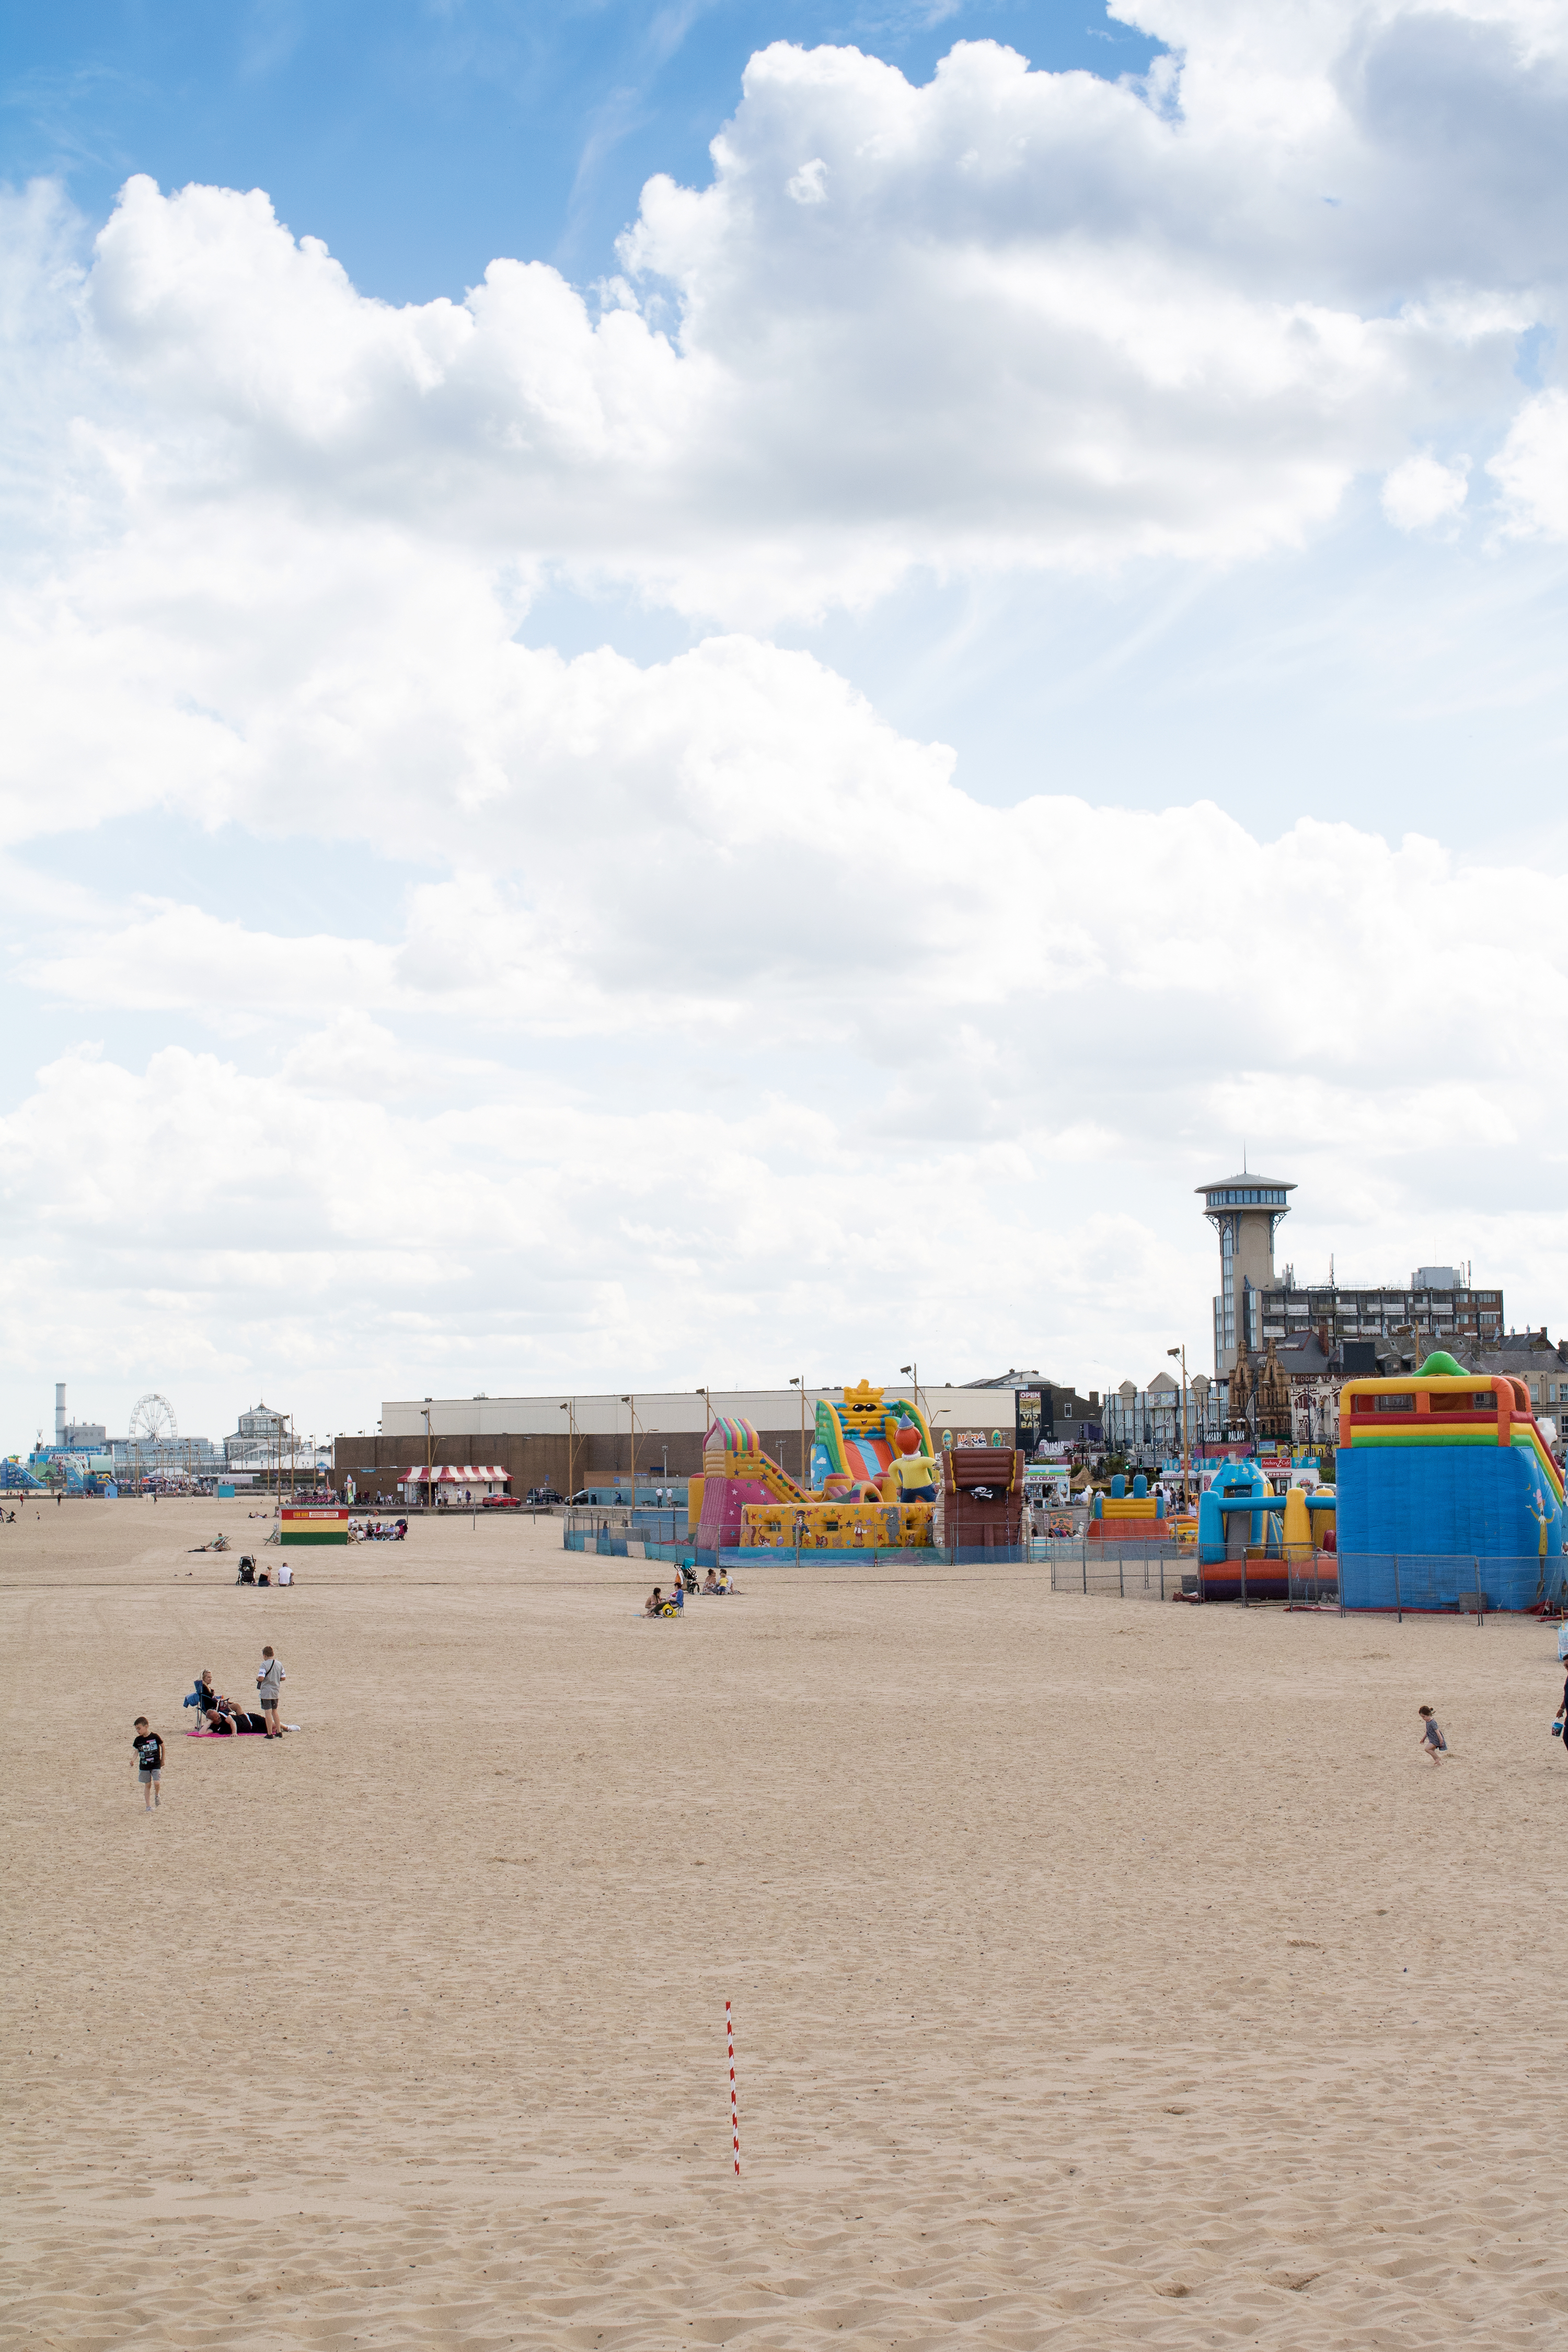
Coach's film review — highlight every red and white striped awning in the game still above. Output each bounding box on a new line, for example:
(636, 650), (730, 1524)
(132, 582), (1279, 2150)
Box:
(399, 1464), (510, 1484)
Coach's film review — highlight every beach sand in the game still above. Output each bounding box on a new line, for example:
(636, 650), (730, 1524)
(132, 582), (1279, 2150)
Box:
(3, 1494), (1564, 2347)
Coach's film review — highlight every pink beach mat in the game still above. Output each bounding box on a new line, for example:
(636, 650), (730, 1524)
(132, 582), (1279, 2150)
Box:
(185, 1726), (299, 1739)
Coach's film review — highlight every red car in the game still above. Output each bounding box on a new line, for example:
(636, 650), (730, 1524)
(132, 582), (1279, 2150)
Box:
(480, 1493), (522, 1509)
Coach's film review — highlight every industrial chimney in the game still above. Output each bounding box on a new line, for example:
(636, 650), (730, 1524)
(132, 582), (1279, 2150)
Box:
(55, 1383), (66, 1448)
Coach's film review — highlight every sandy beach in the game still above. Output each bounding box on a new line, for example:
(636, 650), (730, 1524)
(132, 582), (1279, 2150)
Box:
(2, 1494), (1564, 2348)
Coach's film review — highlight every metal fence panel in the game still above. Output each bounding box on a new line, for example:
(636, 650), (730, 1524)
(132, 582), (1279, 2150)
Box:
(1339, 1552), (1562, 1616)
(1049, 1542), (1183, 1599)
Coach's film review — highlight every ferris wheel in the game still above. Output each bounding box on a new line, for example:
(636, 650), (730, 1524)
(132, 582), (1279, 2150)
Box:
(128, 1392), (178, 1447)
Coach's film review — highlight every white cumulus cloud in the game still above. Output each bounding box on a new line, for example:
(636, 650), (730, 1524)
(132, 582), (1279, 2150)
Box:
(1381, 451), (1470, 529)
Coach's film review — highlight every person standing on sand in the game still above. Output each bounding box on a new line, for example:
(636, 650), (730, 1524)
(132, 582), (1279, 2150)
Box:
(1417, 1704), (1447, 1765)
(132, 1718), (164, 1808)
(256, 1646), (285, 1737)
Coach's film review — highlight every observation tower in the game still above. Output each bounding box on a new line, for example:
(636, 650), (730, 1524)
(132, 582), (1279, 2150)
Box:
(1197, 1171), (1295, 1375)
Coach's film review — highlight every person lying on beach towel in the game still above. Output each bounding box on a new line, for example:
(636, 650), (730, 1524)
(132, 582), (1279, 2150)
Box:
(196, 1674), (252, 1734)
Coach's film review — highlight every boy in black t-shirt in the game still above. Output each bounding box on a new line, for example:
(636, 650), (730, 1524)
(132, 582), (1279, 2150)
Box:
(132, 1717), (164, 1809)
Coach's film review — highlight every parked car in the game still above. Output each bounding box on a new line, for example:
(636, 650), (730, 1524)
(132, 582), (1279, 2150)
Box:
(568, 1490), (591, 1506)
(525, 1486), (562, 1505)
(480, 1492), (522, 1509)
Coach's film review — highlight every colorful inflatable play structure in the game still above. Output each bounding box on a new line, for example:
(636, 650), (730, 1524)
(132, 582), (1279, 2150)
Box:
(688, 1382), (1021, 1556)
(1335, 1352), (1566, 1610)
(1195, 1462), (1337, 1600)
(1089, 1473), (1170, 1541)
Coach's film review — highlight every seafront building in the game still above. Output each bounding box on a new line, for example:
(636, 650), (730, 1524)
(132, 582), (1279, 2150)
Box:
(335, 1382), (1056, 1498)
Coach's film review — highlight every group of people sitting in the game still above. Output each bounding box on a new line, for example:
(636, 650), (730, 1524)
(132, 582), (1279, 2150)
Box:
(183, 1669), (272, 1735)
(644, 1565), (737, 1615)
(235, 1553), (291, 1586)
(348, 1516), (408, 1542)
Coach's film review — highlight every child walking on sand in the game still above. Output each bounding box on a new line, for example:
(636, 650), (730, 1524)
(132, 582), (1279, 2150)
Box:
(132, 1718), (164, 1808)
(256, 1646), (285, 1737)
(1417, 1704), (1447, 1765)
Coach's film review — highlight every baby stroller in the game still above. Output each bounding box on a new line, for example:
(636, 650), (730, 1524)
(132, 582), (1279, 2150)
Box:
(236, 1555), (257, 1584)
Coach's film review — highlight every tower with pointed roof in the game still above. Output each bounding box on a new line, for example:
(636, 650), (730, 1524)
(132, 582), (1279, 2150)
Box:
(1197, 1171), (1295, 1374)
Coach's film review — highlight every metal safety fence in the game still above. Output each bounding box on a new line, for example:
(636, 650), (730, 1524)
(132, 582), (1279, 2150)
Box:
(563, 1505), (690, 1560)
(1337, 1551), (1566, 1619)
(1044, 1542), (1184, 1599)
(1044, 1539), (1566, 1618)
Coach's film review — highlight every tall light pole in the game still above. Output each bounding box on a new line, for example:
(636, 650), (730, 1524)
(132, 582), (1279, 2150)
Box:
(1167, 1344), (1191, 1507)
(620, 1395), (640, 1506)
(789, 1376), (807, 1483)
(900, 1362), (923, 1430)
(558, 1399), (577, 1499)
(423, 1398), (433, 1514)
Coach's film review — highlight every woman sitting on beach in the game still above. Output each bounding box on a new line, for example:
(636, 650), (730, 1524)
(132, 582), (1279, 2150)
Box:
(702, 1567), (720, 1594)
(644, 1585), (666, 1616)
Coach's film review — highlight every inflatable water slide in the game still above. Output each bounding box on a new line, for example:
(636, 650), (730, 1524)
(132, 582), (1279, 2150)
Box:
(1336, 1351), (1566, 1610)
(809, 1379), (936, 1498)
(690, 1413), (811, 1552)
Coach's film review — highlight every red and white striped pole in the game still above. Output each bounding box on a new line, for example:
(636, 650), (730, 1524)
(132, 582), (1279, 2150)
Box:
(727, 1999), (740, 2177)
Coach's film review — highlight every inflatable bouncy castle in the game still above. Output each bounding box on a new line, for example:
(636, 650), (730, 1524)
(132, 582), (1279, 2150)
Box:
(688, 1383), (948, 1553)
(1336, 1351), (1566, 1610)
(1088, 1472), (1169, 1541)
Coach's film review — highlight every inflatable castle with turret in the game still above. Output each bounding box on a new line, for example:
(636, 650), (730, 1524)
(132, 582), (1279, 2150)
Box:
(689, 1381), (1023, 1557)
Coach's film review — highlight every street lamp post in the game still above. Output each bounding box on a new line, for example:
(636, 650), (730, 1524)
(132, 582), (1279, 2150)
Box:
(620, 1395), (641, 1508)
(789, 1376), (808, 1483)
(1167, 1345), (1191, 1507)
(558, 1399), (577, 1500)
(900, 1363), (923, 1427)
(423, 1399), (433, 1515)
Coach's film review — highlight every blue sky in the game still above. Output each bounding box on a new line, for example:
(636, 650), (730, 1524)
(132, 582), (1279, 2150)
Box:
(3, 2), (1160, 301)
(2, 1), (1566, 1449)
